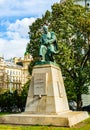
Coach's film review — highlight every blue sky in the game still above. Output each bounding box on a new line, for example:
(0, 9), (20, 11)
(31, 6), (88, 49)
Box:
(0, 0), (59, 59)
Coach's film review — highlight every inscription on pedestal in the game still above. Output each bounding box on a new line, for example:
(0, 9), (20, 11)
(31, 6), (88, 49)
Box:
(34, 73), (48, 95)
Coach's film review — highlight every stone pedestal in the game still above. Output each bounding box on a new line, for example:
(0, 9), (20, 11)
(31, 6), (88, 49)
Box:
(25, 63), (69, 114)
(0, 63), (89, 127)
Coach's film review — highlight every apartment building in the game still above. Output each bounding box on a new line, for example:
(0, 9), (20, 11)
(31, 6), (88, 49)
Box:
(0, 53), (32, 93)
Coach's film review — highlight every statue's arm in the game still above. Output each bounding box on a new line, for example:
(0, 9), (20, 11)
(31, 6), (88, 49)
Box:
(40, 35), (48, 45)
(48, 32), (57, 44)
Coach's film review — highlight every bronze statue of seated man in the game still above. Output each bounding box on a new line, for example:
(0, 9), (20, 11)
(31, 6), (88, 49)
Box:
(39, 25), (59, 62)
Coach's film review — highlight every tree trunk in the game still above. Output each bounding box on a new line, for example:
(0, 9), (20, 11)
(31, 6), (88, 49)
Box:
(88, 34), (90, 46)
(81, 33), (90, 67)
(76, 93), (82, 111)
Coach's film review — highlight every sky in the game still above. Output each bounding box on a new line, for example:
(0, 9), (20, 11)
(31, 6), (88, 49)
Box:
(0, 0), (59, 60)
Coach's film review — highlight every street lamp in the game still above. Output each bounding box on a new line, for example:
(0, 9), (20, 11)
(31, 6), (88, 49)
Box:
(85, 0), (90, 8)
(9, 74), (13, 93)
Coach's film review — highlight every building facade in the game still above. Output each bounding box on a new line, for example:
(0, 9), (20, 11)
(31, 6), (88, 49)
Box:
(0, 54), (32, 93)
(82, 86), (90, 106)
(0, 55), (5, 93)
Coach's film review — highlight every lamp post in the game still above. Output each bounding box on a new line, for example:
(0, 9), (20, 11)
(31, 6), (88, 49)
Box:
(85, 0), (89, 9)
(85, 0), (87, 7)
(9, 74), (13, 93)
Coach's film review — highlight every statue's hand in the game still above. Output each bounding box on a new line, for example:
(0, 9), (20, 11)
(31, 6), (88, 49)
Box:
(44, 39), (49, 45)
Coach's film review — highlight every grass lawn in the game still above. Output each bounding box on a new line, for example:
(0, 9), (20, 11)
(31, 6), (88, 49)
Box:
(0, 116), (90, 130)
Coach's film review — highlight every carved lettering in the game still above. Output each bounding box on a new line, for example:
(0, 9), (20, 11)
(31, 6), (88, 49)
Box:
(34, 73), (48, 95)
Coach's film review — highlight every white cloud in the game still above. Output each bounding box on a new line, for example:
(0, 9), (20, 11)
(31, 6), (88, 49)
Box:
(7, 17), (35, 38)
(0, 17), (35, 59)
(0, 0), (59, 59)
(0, 0), (59, 17)
(0, 38), (28, 59)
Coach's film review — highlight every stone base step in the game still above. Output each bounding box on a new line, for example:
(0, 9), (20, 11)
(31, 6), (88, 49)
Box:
(0, 111), (89, 127)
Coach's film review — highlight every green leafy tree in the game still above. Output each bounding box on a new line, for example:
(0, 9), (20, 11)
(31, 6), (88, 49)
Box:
(25, 10), (51, 59)
(51, 0), (90, 110)
(19, 80), (30, 111)
(26, 0), (90, 110)
(0, 90), (19, 112)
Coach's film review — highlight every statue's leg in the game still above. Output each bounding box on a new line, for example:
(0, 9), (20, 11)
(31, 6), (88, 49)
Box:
(45, 49), (54, 62)
(46, 46), (56, 62)
(49, 44), (55, 53)
(39, 45), (47, 61)
(49, 44), (59, 54)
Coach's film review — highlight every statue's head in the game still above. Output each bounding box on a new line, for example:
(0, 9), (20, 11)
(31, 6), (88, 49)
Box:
(43, 25), (48, 34)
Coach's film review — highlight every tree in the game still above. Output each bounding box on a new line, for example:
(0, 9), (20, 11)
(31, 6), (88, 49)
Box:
(0, 90), (19, 112)
(19, 80), (30, 111)
(77, 10), (90, 66)
(51, 0), (90, 110)
(25, 10), (51, 59)
(26, 0), (90, 110)
(25, 10), (52, 73)
(0, 82), (30, 112)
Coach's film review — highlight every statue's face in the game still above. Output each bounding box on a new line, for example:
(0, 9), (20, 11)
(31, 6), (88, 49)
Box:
(43, 25), (48, 34)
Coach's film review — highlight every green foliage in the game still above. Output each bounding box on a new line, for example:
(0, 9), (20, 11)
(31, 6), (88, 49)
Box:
(0, 80), (30, 112)
(25, 0), (90, 109)
(20, 80), (30, 110)
(51, 0), (90, 109)
(0, 90), (19, 112)
(26, 10), (51, 59)
(28, 59), (36, 75)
